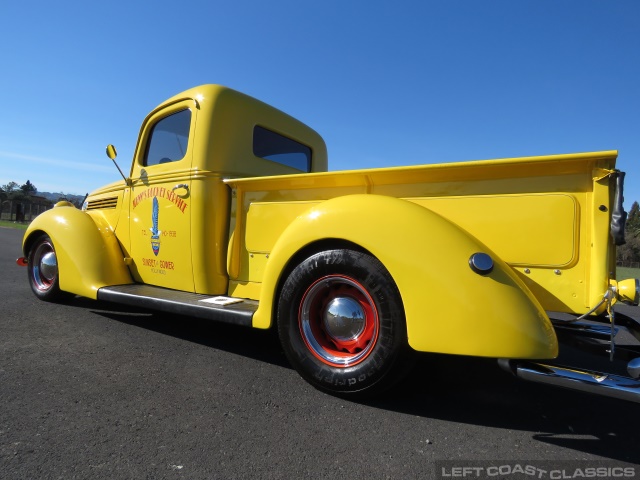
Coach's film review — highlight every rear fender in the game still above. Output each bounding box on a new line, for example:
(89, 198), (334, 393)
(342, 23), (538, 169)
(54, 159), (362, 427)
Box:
(23, 205), (132, 299)
(255, 194), (557, 360)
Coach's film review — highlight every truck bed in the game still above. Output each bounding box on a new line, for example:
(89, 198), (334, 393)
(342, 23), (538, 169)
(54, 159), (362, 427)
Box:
(225, 150), (619, 315)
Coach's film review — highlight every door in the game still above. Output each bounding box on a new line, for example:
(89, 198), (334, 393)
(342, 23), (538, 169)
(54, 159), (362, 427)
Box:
(128, 101), (196, 291)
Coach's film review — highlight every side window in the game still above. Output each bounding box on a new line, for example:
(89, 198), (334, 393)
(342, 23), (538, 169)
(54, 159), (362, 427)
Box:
(144, 109), (192, 166)
(253, 126), (311, 172)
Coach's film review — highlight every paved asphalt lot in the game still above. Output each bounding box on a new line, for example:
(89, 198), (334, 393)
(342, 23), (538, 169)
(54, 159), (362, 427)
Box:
(1, 226), (639, 479)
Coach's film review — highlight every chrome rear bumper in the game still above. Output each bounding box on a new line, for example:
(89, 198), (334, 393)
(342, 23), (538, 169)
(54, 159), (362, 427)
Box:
(499, 360), (640, 404)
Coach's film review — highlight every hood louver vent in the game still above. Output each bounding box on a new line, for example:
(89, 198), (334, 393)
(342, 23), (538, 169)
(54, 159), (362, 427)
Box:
(86, 197), (118, 210)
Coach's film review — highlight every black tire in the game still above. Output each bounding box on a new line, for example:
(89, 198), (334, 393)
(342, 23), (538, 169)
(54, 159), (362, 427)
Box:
(277, 249), (413, 397)
(27, 234), (69, 302)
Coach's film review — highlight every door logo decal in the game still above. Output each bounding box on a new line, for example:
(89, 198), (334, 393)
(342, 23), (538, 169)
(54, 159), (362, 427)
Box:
(150, 196), (161, 256)
(133, 186), (189, 213)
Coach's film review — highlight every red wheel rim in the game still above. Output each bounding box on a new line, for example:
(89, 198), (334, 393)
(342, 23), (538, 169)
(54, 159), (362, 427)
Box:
(299, 275), (379, 367)
(29, 240), (58, 292)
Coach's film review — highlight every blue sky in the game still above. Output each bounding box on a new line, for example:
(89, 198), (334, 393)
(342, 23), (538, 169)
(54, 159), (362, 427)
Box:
(1, 1), (639, 207)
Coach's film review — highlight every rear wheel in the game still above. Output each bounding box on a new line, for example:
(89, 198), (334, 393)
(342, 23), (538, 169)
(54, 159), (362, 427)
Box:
(277, 249), (413, 397)
(27, 235), (69, 302)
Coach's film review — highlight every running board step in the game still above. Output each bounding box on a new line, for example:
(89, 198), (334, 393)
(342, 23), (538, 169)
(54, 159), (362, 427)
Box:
(98, 284), (257, 327)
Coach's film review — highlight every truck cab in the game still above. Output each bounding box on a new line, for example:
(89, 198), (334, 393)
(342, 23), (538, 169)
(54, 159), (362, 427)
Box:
(82, 85), (328, 298)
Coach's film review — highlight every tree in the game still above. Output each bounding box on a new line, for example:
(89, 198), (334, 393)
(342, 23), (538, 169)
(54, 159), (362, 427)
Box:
(626, 201), (640, 237)
(617, 236), (640, 265)
(1, 181), (18, 193)
(616, 200), (640, 266)
(20, 180), (37, 195)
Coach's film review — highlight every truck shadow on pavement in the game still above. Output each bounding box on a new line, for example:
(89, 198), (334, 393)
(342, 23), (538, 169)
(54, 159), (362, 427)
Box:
(76, 297), (639, 465)
(370, 353), (640, 464)
(77, 297), (291, 369)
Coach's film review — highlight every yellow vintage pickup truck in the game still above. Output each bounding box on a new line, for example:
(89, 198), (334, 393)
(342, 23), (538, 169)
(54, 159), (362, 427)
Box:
(18, 84), (640, 400)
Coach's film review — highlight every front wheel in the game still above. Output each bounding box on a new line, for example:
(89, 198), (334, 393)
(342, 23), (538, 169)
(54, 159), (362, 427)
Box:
(27, 234), (69, 302)
(277, 249), (413, 397)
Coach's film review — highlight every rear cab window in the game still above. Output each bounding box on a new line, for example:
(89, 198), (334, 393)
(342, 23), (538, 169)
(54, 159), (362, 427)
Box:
(253, 126), (311, 173)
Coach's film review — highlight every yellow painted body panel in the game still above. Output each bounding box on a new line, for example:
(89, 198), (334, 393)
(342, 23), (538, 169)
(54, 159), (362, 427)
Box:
(190, 176), (231, 294)
(128, 178), (194, 290)
(245, 201), (320, 253)
(127, 99), (195, 291)
(22, 204), (132, 299)
(246, 194), (557, 358)
(410, 194), (578, 267)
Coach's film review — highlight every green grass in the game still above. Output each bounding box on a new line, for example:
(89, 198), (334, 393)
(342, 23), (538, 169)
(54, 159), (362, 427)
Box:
(617, 266), (640, 279)
(0, 220), (28, 230)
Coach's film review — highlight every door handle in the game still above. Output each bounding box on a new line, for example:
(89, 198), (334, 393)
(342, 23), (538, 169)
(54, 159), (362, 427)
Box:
(172, 184), (189, 197)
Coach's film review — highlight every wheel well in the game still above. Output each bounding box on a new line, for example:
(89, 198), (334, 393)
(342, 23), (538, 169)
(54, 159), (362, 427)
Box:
(23, 229), (45, 257)
(270, 238), (373, 330)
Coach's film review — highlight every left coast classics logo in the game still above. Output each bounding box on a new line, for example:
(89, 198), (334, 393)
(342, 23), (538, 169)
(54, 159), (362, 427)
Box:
(150, 196), (161, 256)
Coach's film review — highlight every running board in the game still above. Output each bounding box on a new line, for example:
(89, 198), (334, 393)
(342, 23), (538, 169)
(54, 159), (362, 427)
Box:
(499, 360), (640, 404)
(98, 284), (257, 327)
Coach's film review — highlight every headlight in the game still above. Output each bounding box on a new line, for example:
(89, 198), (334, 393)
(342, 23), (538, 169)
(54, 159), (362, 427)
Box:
(616, 278), (640, 306)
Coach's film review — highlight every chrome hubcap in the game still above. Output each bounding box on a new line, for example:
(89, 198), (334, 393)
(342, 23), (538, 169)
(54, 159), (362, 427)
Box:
(39, 252), (57, 282)
(30, 241), (58, 291)
(323, 297), (365, 341)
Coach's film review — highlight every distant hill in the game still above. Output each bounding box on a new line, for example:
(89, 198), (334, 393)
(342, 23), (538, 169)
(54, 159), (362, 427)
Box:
(37, 191), (86, 205)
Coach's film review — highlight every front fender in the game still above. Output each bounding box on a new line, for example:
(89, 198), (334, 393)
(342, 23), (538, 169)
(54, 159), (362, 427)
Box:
(255, 194), (558, 360)
(23, 205), (133, 299)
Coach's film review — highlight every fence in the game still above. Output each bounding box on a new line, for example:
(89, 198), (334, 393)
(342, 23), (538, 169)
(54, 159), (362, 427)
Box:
(0, 198), (52, 222)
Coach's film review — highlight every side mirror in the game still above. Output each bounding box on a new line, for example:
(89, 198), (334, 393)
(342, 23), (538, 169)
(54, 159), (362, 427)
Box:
(105, 144), (129, 185)
(106, 144), (118, 160)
